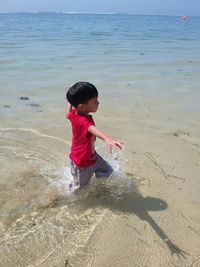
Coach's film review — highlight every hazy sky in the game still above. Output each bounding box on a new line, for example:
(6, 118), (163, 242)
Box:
(0, 0), (199, 16)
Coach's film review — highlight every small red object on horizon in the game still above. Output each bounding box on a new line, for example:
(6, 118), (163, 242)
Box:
(182, 16), (187, 21)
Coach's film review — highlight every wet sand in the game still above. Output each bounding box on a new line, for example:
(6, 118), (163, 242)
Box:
(0, 114), (200, 267)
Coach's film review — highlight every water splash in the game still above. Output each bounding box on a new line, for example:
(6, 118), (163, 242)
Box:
(108, 144), (127, 172)
(53, 144), (135, 203)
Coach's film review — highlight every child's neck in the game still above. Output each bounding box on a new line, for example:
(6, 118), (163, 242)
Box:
(77, 109), (90, 117)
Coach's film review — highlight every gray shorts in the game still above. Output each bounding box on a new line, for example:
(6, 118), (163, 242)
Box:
(69, 153), (113, 192)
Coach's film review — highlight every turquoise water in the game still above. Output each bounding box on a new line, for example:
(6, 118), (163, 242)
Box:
(0, 13), (200, 96)
(0, 13), (200, 130)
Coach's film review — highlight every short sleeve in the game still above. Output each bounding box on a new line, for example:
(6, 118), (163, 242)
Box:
(67, 112), (72, 120)
(67, 108), (75, 121)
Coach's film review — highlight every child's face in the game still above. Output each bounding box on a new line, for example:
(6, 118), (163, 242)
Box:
(83, 97), (99, 113)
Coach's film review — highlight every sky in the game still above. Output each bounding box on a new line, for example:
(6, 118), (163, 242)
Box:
(0, 0), (199, 16)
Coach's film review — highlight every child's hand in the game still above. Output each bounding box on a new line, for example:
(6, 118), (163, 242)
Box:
(88, 125), (126, 153)
(105, 138), (126, 153)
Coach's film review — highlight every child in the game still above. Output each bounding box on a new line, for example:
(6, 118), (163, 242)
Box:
(66, 81), (125, 192)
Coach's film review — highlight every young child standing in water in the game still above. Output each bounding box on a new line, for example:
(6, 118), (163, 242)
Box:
(66, 81), (125, 192)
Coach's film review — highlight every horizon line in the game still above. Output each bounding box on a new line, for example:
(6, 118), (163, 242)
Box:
(0, 11), (197, 17)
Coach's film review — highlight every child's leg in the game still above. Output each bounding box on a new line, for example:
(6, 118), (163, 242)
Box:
(69, 161), (94, 191)
(94, 153), (113, 179)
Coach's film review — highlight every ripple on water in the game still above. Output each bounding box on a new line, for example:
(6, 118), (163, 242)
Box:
(0, 129), (69, 229)
(189, 255), (200, 267)
(0, 128), (153, 267)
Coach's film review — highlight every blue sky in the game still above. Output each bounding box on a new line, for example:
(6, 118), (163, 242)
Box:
(0, 0), (199, 16)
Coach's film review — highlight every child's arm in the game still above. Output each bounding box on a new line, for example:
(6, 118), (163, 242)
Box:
(88, 125), (126, 153)
(66, 102), (72, 117)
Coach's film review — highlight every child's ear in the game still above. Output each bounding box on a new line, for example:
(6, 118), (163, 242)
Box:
(77, 103), (86, 111)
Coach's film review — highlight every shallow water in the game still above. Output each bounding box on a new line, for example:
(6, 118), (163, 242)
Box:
(0, 128), (130, 229)
(0, 13), (200, 266)
(0, 128), (146, 267)
(1, 127), (199, 267)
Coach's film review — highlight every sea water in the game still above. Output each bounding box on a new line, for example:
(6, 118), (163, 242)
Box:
(0, 13), (200, 266)
(0, 13), (200, 128)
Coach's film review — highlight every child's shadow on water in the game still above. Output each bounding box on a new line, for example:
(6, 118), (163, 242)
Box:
(76, 179), (188, 259)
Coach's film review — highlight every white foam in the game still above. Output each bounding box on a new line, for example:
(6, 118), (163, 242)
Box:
(49, 144), (128, 196)
(47, 165), (73, 196)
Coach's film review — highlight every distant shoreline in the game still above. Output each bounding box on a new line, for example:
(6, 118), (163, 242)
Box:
(0, 12), (198, 18)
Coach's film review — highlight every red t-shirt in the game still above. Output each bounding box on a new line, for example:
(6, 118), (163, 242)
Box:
(67, 109), (97, 167)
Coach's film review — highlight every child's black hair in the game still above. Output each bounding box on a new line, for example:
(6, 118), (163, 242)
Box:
(66, 81), (98, 107)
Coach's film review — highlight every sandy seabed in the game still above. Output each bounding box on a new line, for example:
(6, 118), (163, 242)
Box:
(0, 121), (200, 267)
